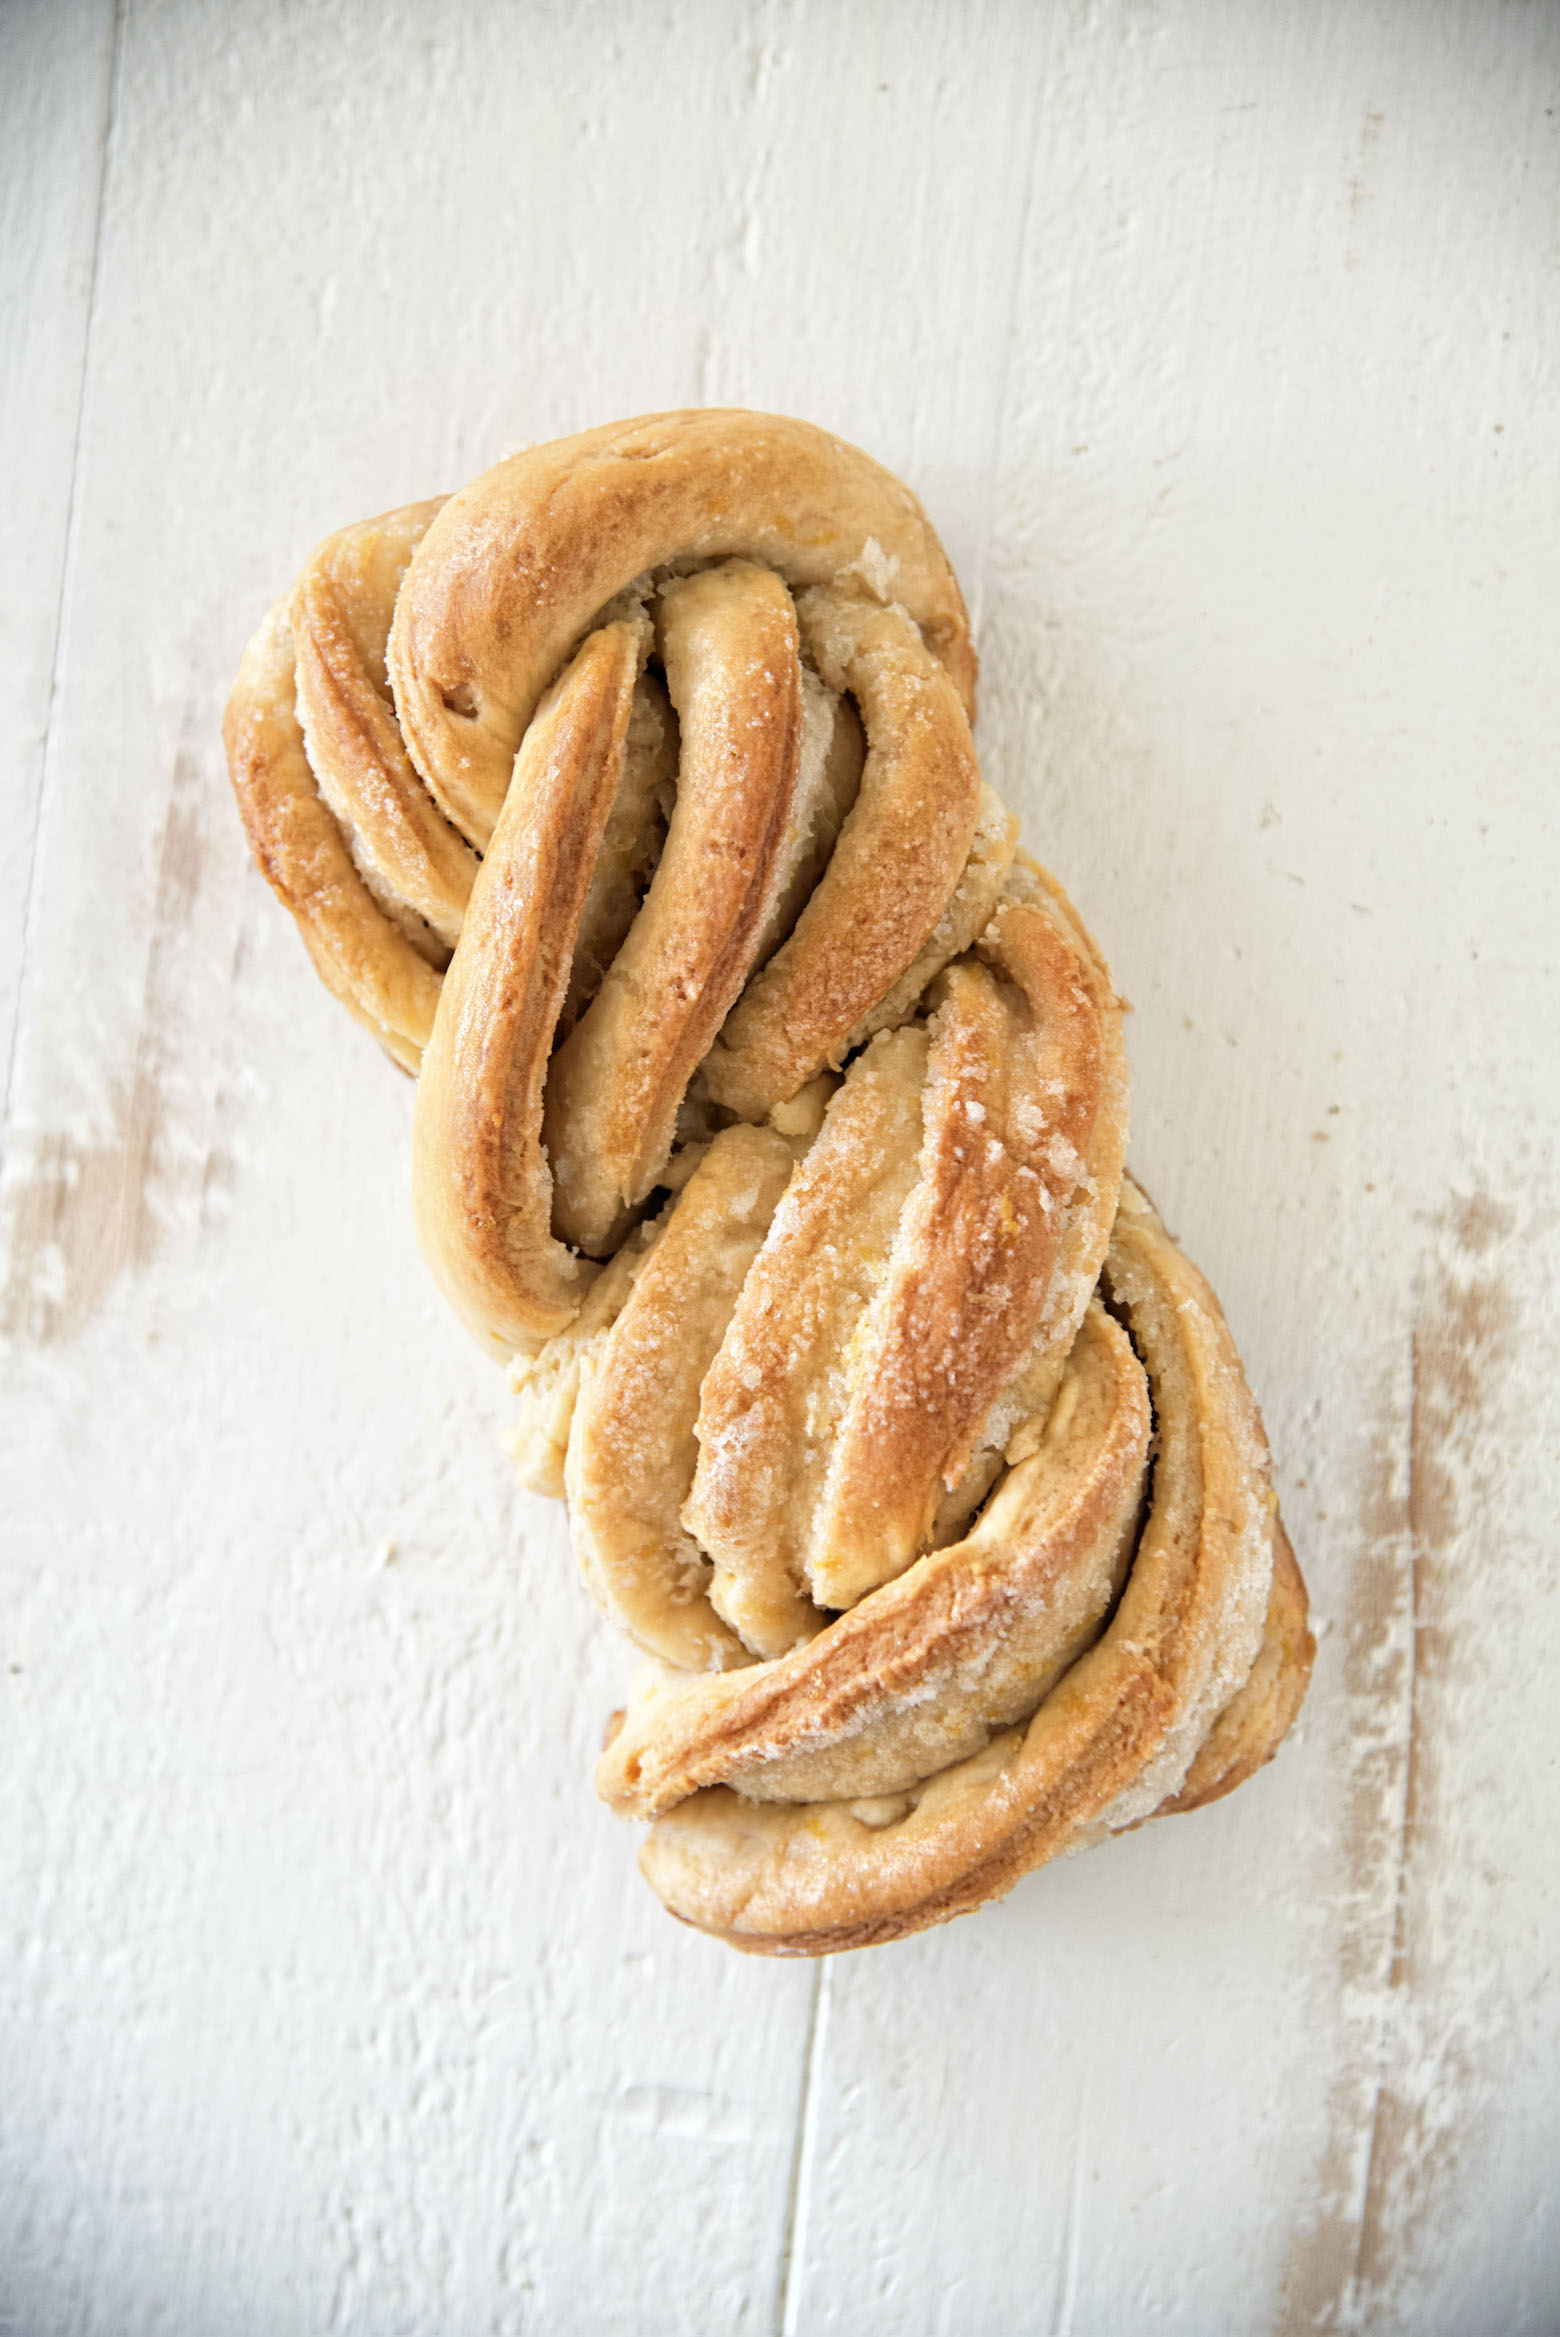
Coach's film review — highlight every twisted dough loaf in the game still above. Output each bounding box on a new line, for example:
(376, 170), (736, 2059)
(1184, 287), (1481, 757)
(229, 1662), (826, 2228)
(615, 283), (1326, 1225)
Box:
(225, 410), (1312, 1954)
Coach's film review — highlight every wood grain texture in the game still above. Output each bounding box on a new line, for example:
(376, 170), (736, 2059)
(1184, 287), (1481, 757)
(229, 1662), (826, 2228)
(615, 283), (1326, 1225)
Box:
(2, 2), (1557, 2332)
(0, 0), (118, 1116)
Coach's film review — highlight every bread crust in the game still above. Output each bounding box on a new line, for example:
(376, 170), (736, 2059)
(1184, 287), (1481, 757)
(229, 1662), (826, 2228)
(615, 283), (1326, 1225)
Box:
(224, 596), (441, 1071)
(387, 409), (976, 849)
(630, 1183), (1297, 1955)
(412, 623), (640, 1352)
(222, 410), (1312, 1954)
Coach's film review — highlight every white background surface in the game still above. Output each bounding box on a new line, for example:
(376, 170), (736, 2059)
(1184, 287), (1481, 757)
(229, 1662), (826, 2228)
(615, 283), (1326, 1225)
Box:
(3, 2), (1558, 2331)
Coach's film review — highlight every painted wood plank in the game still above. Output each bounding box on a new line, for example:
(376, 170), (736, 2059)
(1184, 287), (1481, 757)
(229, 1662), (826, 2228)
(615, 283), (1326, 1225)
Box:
(0, 0), (118, 1111)
(787, 4), (1560, 2333)
(0, 0), (1046, 2327)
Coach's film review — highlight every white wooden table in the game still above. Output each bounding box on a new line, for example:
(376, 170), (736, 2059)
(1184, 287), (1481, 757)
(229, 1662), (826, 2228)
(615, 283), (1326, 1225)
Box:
(4, 4), (1557, 2331)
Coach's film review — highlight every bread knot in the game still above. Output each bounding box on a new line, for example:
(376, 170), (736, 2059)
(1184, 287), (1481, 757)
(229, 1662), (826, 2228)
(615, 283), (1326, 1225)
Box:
(226, 410), (1311, 1954)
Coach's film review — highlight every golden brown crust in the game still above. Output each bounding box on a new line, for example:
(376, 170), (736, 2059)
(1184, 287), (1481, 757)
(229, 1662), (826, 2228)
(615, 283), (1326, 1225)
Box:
(224, 600), (440, 1071)
(681, 877), (1129, 1653)
(684, 1022), (931, 1657)
(566, 1123), (804, 1671)
(542, 562), (805, 1251)
(290, 500), (473, 952)
(387, 410), (976, 849)
(698, 589), (982, 1115)
(223, 410), (1312, 1956)
(814, 892), (1127, 1599)
(226, 412), (1003, 1341)
(1157, 1524), (1314, 1815)
(410, 623), (640, 1353)
(630, 1181), (1283, 1955)
(601, 1303), (1151, 1815)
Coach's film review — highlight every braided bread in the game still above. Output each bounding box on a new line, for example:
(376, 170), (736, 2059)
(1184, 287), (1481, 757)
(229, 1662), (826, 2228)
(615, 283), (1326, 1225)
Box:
(226, 410), (1312, 1954)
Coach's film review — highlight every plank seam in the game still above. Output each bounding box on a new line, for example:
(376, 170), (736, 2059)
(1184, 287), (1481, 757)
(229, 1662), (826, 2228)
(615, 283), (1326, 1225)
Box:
(1049, 2076), (1089, 2336)
(773, 1959), (828, 2337)
(0, 0), (126, 1160)
(967, 40), (1045, 642)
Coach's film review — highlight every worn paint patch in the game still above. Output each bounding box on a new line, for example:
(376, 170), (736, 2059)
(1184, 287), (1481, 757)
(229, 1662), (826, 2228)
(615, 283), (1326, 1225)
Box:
(1281, 1184), (1523, 2333)
(2, 741), (209, 1344)
(1, 1079), (163, 1344)
(1345, 105), (1386, 265)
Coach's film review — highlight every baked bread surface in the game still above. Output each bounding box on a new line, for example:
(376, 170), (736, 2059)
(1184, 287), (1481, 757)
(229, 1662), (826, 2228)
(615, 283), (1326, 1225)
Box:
(225, 408), (1313, 1954)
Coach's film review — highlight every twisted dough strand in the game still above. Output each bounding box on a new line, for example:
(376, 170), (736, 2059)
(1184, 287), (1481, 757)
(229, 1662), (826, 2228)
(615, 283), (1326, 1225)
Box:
(225, 410), (1313, 1955)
